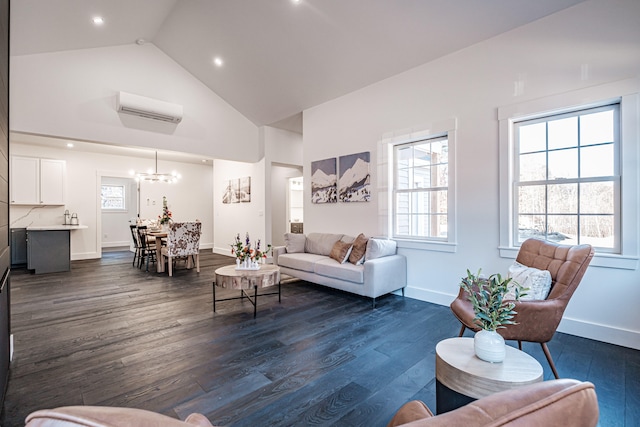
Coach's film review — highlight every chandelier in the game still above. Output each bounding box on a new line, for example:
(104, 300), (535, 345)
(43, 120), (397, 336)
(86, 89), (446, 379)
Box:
(132, 151), (181, 183)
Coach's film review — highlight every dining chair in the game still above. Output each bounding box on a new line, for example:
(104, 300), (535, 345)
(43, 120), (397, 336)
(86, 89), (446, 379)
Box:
(450, 238), (594, 379)
(161, 222), (202, 277)
(136, 226), (157, 272)
(129, 225), (141, 267)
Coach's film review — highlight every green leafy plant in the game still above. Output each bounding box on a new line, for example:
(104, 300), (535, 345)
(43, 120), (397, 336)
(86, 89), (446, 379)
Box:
(459, 269), (526, 331)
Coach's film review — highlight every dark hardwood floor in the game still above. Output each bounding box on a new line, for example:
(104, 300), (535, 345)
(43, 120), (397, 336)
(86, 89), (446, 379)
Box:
(1, 250), (638, 426)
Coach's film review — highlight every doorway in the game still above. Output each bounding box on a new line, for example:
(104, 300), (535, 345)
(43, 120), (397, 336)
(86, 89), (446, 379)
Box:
(100, 176), (137, 250)
(287, 177), (303, 234)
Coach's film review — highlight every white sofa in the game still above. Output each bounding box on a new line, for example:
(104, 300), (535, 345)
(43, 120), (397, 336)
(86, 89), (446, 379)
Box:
(273, 232), (407, 307)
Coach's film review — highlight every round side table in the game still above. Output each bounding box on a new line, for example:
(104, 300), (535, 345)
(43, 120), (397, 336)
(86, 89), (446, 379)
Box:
(435, 337), (543, 414)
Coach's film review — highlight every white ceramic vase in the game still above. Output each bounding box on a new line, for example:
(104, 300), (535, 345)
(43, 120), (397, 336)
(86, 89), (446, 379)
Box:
(474, 329), (506, 363)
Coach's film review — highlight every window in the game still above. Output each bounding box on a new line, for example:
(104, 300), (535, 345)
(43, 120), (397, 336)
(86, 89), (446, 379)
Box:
(499, 78), (639, 269)
(101, 184), (126, 211)
(513, 104), (619, 252)
(393, 135), (449, 240)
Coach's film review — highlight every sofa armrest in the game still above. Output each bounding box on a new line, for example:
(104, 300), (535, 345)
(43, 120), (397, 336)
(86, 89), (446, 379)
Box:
(273, 246), (286, 265)
(363, 254), (407, 298)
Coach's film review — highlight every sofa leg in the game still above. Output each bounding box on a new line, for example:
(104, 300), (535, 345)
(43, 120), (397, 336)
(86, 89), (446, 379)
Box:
(401, 287), (405, 297)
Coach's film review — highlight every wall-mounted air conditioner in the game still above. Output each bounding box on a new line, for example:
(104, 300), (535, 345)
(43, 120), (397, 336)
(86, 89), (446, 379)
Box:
(116, 91), (183, 124)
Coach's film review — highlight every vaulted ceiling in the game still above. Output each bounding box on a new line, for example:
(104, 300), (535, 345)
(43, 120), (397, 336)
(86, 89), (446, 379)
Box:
(11, 0), (586, 133)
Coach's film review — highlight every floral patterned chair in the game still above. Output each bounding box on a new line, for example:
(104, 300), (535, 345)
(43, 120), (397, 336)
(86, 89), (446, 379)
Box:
(161, 222), (202, 277)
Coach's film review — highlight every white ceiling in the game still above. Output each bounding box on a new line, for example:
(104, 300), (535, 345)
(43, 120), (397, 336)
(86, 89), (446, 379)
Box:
(11, 0), (586, 133)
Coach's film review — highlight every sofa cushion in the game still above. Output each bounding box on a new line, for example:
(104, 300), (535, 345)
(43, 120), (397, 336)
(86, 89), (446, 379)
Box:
(314, 258), (364, 284)
(365, 238), (397, 261)
(284, 233), (306, 253)
(330, 241), (353, 263)
(349, 233), (369, 265)
(277, 253), (327, 272)
(305, 233), (344, 256)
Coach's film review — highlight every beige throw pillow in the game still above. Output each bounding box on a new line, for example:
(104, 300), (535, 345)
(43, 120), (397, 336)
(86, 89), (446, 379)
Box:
(284, 233), (306, 253)
(330, 241), (353, 264)
(505, 261), (552, 300)
(349, 233), (368, 265)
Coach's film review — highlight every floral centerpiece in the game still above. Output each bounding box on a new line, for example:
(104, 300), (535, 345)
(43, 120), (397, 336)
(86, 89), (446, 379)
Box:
(231, 232), (272, 270)
(459, 269), (526, 363)
(158, 196), (172, 226)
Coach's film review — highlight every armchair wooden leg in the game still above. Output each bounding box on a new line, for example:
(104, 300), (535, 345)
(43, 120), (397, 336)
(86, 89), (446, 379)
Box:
(458, 324), (466, 337)
(518, 340), (523, 350)
(168, 256), (173, 277)
(541, 342), (560, 379)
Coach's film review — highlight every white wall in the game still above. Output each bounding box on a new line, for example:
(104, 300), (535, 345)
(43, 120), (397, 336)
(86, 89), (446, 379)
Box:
(263, 126), (303, 246)
(212, 159), (266, 257)
(302, 0), (640, 349)
(10, 43), (258, 162)
(10, 142), (214, 260)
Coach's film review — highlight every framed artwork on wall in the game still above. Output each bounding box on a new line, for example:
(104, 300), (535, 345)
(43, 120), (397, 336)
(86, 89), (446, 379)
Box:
(222, 178), (240, 204)
(240, 176), (251, 202)
(338, 151), (370, 202)
(311, 157), (337, 204)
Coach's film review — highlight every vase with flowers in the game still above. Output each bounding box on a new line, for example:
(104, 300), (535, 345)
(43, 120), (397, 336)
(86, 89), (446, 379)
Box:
(231, 232), (272, 270)
(158, 196), (173, 230)
(459, 269), (526, 363)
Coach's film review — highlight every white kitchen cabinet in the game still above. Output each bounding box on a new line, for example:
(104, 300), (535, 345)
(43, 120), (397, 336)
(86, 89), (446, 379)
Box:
(10, 156), (66, 205)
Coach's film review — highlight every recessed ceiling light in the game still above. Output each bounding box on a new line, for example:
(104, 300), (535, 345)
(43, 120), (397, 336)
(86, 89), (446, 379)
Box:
(292, 0), (301, 4)
(66, 143), (74, 148)
(92, 16), (104, 25)
(213, 57), (223, 67)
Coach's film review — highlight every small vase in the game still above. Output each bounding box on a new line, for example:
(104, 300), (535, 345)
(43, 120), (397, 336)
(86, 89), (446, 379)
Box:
(236, 258), (241, 268)
(474, 329), (506, 363)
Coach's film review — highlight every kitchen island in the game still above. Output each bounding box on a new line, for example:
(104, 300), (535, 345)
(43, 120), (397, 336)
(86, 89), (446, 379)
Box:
(25, 225), (88, 274)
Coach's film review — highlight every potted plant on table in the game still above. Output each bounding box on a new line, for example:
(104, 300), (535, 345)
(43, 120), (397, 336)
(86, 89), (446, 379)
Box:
(459, 269), (526, 363)
(231, 232), (272, 270)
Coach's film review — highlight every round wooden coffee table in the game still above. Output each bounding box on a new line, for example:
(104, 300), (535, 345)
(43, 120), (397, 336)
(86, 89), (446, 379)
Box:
(435, 337), (543, 414)
(213, 264), (281, 318)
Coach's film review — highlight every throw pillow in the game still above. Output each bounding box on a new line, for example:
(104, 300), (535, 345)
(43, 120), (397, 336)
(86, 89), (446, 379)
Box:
(505, 261), (552, 301)
(329, 241), (353, 264)
(348, 233), (368, 265)
(364, 238), (397, 261)
(284, 233), (306, 253)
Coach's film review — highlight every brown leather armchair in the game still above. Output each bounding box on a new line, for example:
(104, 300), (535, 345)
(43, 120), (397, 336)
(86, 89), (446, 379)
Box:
(387, 379), (598, 426)
(25, 406), (214, 427)
(450, 238), (594, 379)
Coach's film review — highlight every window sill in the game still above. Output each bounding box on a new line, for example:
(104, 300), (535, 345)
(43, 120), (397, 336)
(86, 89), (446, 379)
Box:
(395, 238), (457, 253)
(499, 246), (638, 270)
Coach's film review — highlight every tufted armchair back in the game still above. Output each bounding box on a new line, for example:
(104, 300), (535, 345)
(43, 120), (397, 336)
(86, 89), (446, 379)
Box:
(514, 238), (594, 302)
(165, 222), (202, 257)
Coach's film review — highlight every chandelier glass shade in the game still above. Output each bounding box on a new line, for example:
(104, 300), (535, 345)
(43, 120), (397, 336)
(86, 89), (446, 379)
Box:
(132, 151), (181, 184)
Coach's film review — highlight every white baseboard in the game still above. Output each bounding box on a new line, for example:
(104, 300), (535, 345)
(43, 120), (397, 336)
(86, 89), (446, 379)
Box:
(102, 241), (129, 248)
(403, 286), (640, 351)
(558, 317), (640, 351)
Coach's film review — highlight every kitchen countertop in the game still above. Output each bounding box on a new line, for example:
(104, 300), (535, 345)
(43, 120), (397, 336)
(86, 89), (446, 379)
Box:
(26, 225), (88, 230)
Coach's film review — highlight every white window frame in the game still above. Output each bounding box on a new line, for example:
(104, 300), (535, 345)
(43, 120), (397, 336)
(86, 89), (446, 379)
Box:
(379, 118), (457, 253)
(499, 79), (639, 269)
(101, 184), (127, 212)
